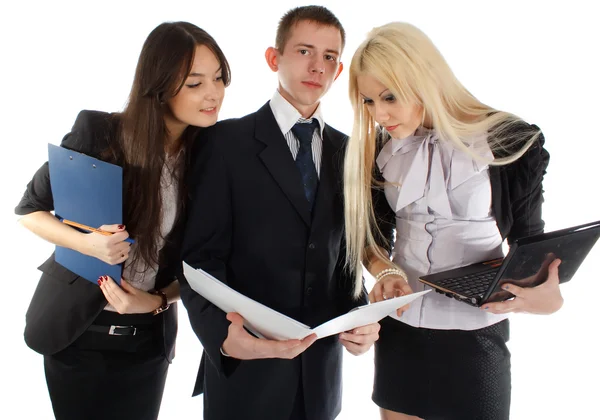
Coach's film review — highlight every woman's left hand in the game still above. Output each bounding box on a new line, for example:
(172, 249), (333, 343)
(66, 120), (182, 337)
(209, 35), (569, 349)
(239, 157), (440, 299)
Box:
(98, 276), (162, 314)
(483, 259), (564, 315)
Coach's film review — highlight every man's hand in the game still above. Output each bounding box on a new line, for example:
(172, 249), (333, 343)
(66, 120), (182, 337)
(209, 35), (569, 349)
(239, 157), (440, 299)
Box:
(221, 313), (317, 360)
(339, 322), (380, 356)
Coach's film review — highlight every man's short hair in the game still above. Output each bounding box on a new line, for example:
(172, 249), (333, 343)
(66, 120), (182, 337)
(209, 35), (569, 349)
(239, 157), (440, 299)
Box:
(275, 5), (345, 53)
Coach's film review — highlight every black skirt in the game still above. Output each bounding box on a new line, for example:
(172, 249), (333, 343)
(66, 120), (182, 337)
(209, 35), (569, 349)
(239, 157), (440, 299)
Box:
(43, 310), (170, 420)
(373, 317), (511, 420)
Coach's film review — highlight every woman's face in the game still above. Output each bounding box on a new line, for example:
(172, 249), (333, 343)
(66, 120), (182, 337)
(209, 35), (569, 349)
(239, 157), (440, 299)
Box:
(167, 44), (225, 129)
(357, 73), (423, 139)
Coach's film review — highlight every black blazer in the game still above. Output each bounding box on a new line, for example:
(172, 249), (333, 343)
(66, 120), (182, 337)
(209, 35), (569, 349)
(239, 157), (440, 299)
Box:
(15, 110), (182, 361)
(180, 103), (365, 420)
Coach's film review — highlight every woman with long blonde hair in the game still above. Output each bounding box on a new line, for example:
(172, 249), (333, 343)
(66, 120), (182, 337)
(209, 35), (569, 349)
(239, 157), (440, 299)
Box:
(344, 22), (563, 420)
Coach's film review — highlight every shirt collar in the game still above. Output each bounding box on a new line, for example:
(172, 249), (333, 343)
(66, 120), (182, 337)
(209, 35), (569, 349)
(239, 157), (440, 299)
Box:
(269, 89), (325, 137)
(165, 145), (185, 167)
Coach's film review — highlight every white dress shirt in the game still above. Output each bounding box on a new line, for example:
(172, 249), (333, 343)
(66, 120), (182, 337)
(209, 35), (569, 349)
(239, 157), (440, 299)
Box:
(269, 90), (324, 176)
(377, 126), (509, 330)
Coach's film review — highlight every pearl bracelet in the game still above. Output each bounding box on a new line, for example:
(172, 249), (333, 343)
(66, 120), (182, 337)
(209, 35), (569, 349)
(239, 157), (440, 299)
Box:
(220, 346), (231, 358)
(375, 267), (408, 283)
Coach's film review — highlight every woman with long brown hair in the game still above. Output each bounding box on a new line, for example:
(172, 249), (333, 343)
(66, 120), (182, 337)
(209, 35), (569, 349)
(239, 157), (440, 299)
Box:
(15, 21), (230, 420)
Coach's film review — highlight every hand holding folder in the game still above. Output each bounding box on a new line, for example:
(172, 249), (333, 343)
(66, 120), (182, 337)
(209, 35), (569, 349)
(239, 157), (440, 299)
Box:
(48, 144), (128, 284)
(183, 262), (430, 341)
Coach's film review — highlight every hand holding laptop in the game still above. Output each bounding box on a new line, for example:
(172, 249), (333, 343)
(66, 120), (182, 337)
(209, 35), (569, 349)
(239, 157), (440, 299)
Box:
(419, 220), (600, 312)
(483, 258), (563, 315)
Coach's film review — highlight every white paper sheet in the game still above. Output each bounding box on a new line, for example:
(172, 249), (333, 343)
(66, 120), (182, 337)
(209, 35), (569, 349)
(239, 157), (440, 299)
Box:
(183, 262), (429, 340)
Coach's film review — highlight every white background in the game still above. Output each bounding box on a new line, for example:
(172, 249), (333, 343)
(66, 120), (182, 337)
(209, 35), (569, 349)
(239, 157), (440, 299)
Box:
(1, 1), (598, 419)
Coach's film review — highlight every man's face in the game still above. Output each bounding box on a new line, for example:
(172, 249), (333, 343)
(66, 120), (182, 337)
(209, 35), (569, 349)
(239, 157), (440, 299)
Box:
(273, 20), (343, 115)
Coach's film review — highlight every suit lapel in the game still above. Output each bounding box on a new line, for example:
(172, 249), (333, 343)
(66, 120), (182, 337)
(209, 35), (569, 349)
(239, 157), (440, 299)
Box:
(255, 103), (312, 226)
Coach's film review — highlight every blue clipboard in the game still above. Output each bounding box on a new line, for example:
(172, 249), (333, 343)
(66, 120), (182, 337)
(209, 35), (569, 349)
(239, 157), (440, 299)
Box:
(48, 143), (124, 284)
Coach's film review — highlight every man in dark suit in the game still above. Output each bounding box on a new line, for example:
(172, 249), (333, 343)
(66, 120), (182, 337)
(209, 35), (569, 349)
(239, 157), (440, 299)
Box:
(180, 6), (380, 420)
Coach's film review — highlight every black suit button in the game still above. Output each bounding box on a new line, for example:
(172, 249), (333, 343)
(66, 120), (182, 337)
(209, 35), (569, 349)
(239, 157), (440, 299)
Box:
(308, 243), (316, 250)
(306, 287), (313, 296)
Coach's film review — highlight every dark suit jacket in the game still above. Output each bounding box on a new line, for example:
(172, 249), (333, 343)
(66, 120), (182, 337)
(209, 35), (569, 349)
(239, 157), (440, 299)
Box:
(15, 110), (182, 361)
(180, 102), (366, 420)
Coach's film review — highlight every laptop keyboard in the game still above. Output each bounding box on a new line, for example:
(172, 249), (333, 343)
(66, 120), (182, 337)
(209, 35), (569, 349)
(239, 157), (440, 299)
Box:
(435, 268), (499, 297)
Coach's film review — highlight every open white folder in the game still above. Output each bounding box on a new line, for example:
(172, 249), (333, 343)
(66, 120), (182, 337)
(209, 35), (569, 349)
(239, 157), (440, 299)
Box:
(183, 262), (430, 341)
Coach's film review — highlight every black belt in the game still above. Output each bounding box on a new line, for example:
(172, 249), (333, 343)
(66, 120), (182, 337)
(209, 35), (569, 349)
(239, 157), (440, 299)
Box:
(87, 324), (153, 336)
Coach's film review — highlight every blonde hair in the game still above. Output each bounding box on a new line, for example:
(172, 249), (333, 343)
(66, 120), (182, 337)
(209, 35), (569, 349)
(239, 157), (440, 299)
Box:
(344, 22), (541, 296)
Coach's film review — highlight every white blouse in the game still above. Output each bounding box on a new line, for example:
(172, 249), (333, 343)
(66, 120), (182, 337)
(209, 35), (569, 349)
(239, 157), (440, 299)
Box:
(104, 154), (181, 311)
(377, 127), (508, 330)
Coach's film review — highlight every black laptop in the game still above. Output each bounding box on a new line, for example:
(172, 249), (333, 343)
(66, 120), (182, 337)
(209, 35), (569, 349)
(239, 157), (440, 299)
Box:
(418, 220), (600, 307)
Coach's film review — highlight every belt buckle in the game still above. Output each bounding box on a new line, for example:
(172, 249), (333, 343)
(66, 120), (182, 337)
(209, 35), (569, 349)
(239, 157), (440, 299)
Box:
(108, 325), (136, 336)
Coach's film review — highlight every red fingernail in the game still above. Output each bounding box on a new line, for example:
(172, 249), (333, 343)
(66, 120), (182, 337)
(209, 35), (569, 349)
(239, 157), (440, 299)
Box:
(118, 225), (125, 230)
(97, 278), (102, 286)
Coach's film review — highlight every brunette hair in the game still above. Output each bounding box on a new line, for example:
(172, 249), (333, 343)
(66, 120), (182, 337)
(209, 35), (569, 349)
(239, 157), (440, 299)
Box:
(109, 21), (230, 269)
